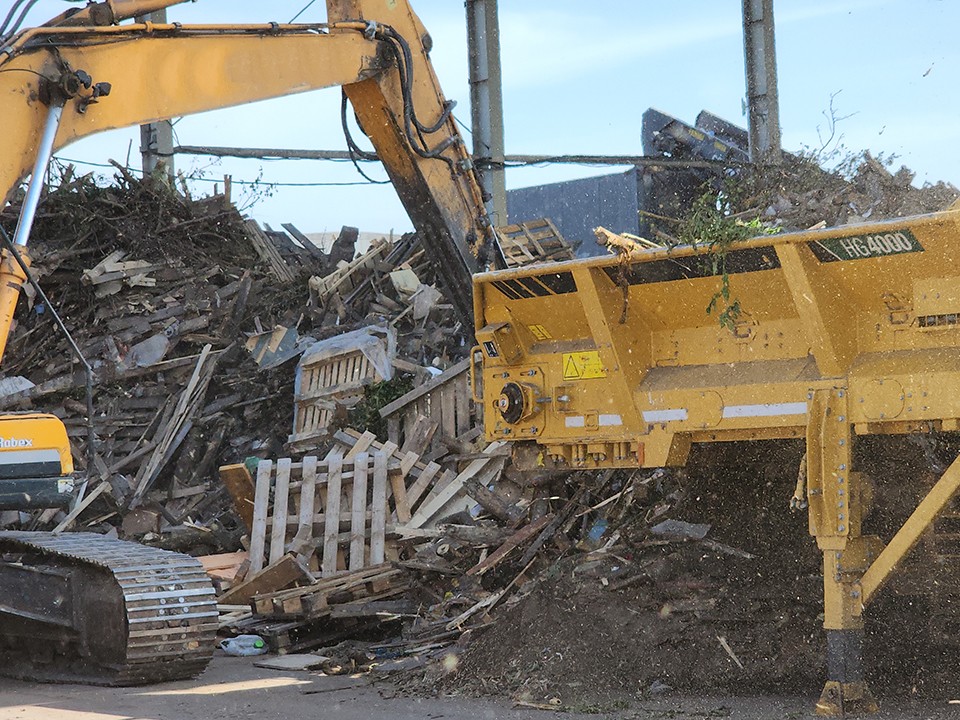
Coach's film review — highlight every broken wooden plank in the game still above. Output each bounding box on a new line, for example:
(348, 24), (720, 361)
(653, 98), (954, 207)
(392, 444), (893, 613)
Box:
(466, 514), (553, 577)
(199, 551), (248, 582)
(291, 455), (318, 557)
(249, 460), (273, 574)
(390, 460), (413, 525)
(463, 460), (522, 524)
(349, 452), (369, 571)
(377, 358), (470, 418)
(129, 344), (216, 508)
(406, 442), (507, 529)
(52, 481), (110, 533)
(399, 413), (438, 457)
(405, 462), (442, 511)
(269, 458), (292, 566)
(219, 553), (311, 605)
(344, 430), (377, 461)
(321, 449), (344, 577)
(329, 599), (418, 619)
(369, 451), (388, 564)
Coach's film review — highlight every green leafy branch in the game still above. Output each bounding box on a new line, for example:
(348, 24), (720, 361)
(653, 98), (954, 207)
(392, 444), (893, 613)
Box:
(678, 191), (778, 332)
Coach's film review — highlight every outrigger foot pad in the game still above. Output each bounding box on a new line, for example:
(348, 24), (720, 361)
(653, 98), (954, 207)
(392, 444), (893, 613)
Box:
(815, 630), (878, 716)
(816, 681), (879, 716)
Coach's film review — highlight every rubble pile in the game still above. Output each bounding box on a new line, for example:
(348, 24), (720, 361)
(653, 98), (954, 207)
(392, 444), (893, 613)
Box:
(758, 151), (959, 231)
(0, 170), (469, 540)
(3, 147), (959, 709)
(405, 444), (822, 704)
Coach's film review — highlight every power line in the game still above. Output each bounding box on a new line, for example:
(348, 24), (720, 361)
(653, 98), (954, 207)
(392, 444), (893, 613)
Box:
(53, 155), (381, 188)
(172, 145), (746, 170)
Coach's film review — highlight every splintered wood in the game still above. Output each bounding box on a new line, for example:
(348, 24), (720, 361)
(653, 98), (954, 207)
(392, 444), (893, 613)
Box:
(378, 357), (476, 456)
(251, 563), (410, 621)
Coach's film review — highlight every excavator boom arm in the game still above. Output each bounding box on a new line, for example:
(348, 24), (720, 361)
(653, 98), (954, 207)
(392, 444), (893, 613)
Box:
(1, 1), (490, 327)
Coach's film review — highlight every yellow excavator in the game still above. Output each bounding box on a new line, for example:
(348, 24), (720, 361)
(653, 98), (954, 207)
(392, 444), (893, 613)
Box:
(0, 0), (492, 684)
(474, 203), (960, 713)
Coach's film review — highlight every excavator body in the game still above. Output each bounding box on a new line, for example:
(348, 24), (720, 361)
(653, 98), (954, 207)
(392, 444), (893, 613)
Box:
(475, 206), (960, 714)
(0, 0), (491, 686)
(0, 413), (75, 509)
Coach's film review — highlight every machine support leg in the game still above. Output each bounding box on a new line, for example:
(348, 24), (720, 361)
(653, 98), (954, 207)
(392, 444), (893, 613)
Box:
(860, 452), (960, 605)
(806, 388), (878, 716)
(826, 629), (865, 683)
(806, 391), (960, 714)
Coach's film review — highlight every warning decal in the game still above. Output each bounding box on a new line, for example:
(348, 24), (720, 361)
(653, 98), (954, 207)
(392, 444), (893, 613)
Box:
(528, 324), (553, 340)
(562, 351), (606, 380)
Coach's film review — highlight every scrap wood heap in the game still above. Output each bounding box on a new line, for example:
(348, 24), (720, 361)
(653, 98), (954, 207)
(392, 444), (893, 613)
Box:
(754, 151), (959, 231)
(2, 146), (957, 707)
(638, 150), (960, 248)
(211, 151), (960, 706)
(213, 429), (831, 706)
(0, 169), (470, 543)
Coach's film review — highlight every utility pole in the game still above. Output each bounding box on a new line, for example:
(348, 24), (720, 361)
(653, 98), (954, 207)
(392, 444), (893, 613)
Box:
(742, 0), (782, 167)
(137, 9), (175, 181)
(466, 0), (507, 227)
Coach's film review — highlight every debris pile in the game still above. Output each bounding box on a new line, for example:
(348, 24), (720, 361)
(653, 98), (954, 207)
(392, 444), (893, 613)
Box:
(758, 151), (960, 231)
(3, 145), (959, 709)
(0, 170), (469, 540)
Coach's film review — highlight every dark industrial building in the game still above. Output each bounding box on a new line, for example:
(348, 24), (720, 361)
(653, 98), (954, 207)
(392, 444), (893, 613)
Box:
(506, 109), (750, 257)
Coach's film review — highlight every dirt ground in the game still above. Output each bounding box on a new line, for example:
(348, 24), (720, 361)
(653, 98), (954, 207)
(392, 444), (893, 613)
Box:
(396, 440), (960, 710)
(1, 654), (960, 720)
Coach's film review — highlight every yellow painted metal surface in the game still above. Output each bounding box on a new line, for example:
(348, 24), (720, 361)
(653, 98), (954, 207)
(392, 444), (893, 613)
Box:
(0, 25), (383, 206)
(0, 413), (74, 475)
(561, 350), (606, 380)
(477, 207), (960, 704)
(475, 209), (960, 469)
(0, 249), (29, 365)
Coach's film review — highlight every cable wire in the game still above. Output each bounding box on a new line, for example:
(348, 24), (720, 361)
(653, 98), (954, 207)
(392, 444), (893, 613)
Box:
(0, 0), (41, 44)
(340, 90), (391, 185)
(0, 0), (29, 35)
(54, 155), (382, 187)
(288, 0), (319, 23)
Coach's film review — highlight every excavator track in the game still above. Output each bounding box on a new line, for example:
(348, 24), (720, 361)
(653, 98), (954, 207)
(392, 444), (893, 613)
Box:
(0, 531), (217, 685)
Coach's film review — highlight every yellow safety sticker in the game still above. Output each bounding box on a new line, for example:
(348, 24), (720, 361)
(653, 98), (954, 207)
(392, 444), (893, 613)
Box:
(562, 351), (606, 380)
(528, 324), (553, 341)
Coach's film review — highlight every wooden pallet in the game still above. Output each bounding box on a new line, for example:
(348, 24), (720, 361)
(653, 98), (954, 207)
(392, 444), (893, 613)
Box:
(290, 349), (382, 448)
(377, 358), (477, 456)
(252, 563), (410, 620)
(289, 327), (394, 449)
(249, 450), (390, 577)
(494, 218), (574, 267)
(331, 429), (457, 527)
(308, 239), (391, 304)
(248, 435), (453, 577)
(333, 429), (508, 531)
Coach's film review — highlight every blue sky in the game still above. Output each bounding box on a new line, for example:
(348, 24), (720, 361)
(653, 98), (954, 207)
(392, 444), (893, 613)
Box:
(12, 1), (960, 234)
